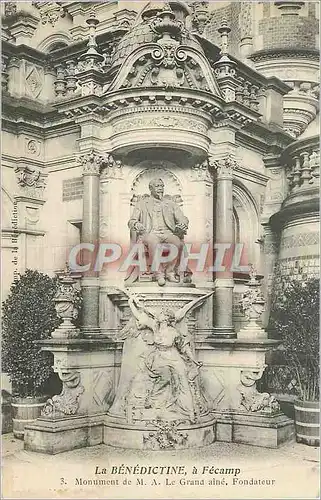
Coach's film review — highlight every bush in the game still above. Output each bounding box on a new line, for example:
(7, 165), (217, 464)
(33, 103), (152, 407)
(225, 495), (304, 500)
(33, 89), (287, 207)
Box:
(268, 278), (319, 401)
(2, 270), (62, 397)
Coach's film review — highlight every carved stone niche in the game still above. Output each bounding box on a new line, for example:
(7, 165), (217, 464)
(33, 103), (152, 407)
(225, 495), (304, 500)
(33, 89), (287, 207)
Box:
(126, 164), (193, 285)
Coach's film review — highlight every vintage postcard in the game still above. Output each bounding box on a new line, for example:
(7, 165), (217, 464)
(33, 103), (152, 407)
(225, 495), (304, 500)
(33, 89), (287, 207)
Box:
(1, 0), (320, 499)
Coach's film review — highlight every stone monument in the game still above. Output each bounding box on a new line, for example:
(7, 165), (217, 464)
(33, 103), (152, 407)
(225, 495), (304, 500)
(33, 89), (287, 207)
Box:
(23, 2), (295, 454)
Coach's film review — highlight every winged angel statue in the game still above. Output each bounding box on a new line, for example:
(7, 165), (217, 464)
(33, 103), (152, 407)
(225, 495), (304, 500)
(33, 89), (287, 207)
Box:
(108, 289), (214, 424)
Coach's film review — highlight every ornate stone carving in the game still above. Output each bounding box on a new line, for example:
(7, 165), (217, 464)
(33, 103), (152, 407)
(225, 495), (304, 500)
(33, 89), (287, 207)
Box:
(109, 289), (213, 423)
(51, 267), (80, 339)
(237, 265), (268, 339)
(32, 2), (65, 27)
(238, 368), (280, 414)
(15, 166), (45, 190)
(209, 155), (237, 180)
(191, 159), (212, 182)
(77, 151), (105, 175)
(235, 78), (260, 111)
(54, 64), (67, 97)
(132, 163), (182, 196)
(77, 12), (104, 75)
(100, 153), (122, 179)
(218, 19), (231, 56)
(65, 60), (78, 95)
(108, 6), (220, 95)
(42, 370), (84, 417)
(2, 56), (9, 92)
(190, 1), (211, 35)
(240, 266), (265, 324)
(281, 232), (319, 249)
(240, 2), (253, 40)
(25, 139), (41, 157)
(143, 420), (188, 450)
(93, 370), (114, 407)
(113, 115), (207, 135)
(4, 2), (17, 17)
(25, 65), (44, 98)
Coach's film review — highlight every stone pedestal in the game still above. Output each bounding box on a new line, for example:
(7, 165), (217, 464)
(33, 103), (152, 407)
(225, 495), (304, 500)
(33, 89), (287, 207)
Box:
(103, 416), (216, 450)
(214, 411), (294, 448)
(197, 339), (295, 448)
(101, 286), (217, 450)
(24, 338), (120, 454)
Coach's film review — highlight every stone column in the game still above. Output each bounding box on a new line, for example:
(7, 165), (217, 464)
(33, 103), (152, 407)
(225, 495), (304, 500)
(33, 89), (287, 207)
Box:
(261, 223), (279, 328)
(211, 156), (236, 338)
(78, 151), (104, 334)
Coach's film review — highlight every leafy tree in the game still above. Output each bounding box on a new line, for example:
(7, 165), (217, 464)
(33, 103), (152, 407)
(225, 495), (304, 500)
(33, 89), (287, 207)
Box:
(2, 270), (62, 397)
(268, 278), (319, 401)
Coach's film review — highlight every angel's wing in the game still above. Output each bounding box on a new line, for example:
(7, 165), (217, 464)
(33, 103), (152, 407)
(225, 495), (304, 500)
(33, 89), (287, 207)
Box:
(175, 291), (214, 324)
(116, 316), (139, 341)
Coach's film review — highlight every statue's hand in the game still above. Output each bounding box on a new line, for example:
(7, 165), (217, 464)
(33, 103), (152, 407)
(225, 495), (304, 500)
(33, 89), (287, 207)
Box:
(135, 222), (146, 233)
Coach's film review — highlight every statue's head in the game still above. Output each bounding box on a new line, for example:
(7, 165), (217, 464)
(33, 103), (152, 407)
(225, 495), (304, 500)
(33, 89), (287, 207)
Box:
(149, 178), (164, 200)
(158, 309), (176, 325)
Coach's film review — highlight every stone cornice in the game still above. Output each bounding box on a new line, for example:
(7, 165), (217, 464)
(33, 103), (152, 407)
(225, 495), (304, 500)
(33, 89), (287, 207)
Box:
(2, 40), (48, 64)
(249, 48), (320, 63)
(265, 77), (291, 95)
(52, 86), (263, 131)
(1, 95), (77, 131)
(2, 227), (46, 237)
(270, 197), (320, 230)
(281, 135), (319, 160)
(2, 154), (45, 169)
(234, 164), (269, 187)
(2, 94), (57, 122)
(236, 120), (294, 155)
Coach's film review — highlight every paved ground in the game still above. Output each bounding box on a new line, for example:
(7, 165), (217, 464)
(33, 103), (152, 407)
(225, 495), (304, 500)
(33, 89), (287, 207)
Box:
(1, 433), (319, 500)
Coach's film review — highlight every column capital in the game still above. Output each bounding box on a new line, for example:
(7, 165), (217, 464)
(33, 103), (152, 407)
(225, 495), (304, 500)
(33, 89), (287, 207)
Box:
(77, 151), (105, 176)
(208, 154), (238, 180)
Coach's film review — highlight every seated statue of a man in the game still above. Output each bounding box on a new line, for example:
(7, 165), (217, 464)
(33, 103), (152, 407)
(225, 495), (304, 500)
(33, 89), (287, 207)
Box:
(128, 178), (188, 285)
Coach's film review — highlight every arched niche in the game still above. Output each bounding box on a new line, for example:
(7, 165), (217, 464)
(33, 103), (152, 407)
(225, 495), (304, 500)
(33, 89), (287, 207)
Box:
(233, 181), (261, 270)
(36, 33), (71, 53)
(130, 162), (183, 201)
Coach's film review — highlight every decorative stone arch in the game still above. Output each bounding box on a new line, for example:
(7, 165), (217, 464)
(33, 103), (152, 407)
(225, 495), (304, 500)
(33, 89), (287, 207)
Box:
(108, 43), (222, 96)
(36, 33), (72, 53)
(130, 161), (183, 201)
(233, 181), (261, 270)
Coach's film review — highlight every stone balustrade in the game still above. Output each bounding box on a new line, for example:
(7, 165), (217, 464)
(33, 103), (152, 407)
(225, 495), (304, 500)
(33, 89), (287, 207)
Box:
(235, 77), (260, 112)
(285, 80), (319, 100)
(286, 149), (320, 193)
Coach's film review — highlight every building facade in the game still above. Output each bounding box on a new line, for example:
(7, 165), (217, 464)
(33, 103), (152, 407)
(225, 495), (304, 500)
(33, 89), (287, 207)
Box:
(1, 1), (320, 452)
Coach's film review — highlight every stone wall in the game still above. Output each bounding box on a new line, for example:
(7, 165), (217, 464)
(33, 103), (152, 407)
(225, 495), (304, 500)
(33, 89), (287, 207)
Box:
(258, 15), (319, 50)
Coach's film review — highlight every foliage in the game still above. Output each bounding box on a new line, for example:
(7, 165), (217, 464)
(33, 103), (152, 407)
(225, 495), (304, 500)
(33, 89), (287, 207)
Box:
(2, 269), (82, 397)
(268, 278), (319, 401)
